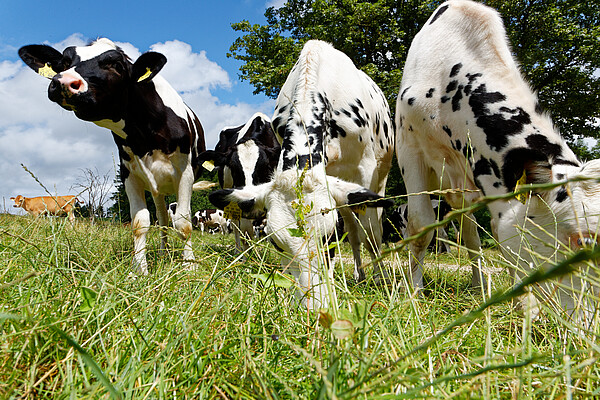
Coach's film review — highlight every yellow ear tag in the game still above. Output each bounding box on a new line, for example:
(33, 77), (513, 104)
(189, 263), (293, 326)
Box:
(137, 67), (153, 82)
(223, 202), (242, 220)
(515, 170), (528, 204)
(38, 63), (56, 79)
(202, 160), (215, 172)
(351, 204), (367, 215)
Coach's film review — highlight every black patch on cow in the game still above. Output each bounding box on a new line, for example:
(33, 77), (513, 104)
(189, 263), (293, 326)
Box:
(474, 157), (492, 178)
(443, 126), (452, 137)
(430, 4), (449, 24)
(441, 96), (450, 103)
(269, 238), (285, 253)
(347, 190), (393, 209)
(452, 86), (463, 112)
(426, 88), (435, 98)
(450, 63), (463, 78)
(208, 189), (234, 210)
(400, 87), (411, 100)
(502, 147), (548, 191)
(469, 84), (534, 151)
(408, 97), (416, 106)
(556, 187), (569, 203)
(455, 139), (462, 151)
(493, 182), (502, 188)
(350, 103), (366, 127)
(446, 80), (458, 93)
(554, 158), (580, 167)
(489, 158), (502, 179)
(525, 134), (563, 160)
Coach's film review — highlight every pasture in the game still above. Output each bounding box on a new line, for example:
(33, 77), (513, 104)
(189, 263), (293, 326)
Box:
(1, 207), (599, 399)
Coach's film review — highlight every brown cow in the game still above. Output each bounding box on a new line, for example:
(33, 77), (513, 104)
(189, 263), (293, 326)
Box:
(10, 195), (81, 222)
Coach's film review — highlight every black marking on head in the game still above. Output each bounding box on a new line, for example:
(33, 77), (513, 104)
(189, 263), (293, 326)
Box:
(408, 97), (416, 106)
(474, 157), (492, 178)
(502, 147), (547, 191)
(426, 88), (435, 98)
(556, 187), (568, 203)
(441, 96), (450, 103)
(430, 4), (449, 24)
(450, 63), (463, 78)
(443, 126), (452, 137)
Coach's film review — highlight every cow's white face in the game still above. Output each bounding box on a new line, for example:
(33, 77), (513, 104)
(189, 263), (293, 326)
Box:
(497, 160), (600, 315)
(209, 168), (391, 308)
(19, 38), (166, 123)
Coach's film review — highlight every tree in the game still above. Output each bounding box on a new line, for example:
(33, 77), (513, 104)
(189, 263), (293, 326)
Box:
(229, 0), (600, 158)
(71, 167), (114, 223)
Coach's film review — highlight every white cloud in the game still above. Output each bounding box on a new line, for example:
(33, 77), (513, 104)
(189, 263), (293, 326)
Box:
(0, 34), (272, 214)
(265, 0), (286, 9)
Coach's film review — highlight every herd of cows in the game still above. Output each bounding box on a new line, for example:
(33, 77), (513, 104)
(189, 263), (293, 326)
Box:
(12, 1), (600, 322)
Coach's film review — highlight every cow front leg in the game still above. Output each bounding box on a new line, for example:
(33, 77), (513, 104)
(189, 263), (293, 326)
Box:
(125, 176), (150, 275)
(339, 208), (365, 282)
(174, 165), (195, 265)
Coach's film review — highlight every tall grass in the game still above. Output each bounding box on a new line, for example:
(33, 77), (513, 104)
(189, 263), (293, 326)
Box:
(1, 208), (599, 399)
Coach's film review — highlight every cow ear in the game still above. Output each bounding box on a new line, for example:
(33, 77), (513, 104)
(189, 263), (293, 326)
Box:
(328, 177), (393, 208)
(132, 52), (167, 83)
(198, 150), (229, 168)
(209, 183), (271, 218)
(19, 45), (64, 79)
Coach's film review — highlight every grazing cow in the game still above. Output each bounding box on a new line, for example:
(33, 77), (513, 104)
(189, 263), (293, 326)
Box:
(19, 38), (213, 274)
(11, 194), (81, 222)
(383, 200), (454, 253)
(210, 40), (394, 309)
(199, 112), (281, 252)
(192, 209), (229, 234)
(396, 0), (600, 321)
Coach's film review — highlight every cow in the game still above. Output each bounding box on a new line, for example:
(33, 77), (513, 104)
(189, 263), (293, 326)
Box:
(209, 40), (394, 309)
(199, 112), (281, 252)
(19, 38), (214, 275)
(192, 209), (229, 234)
(10, 194), (81, 222)
(383, 200), (454, 253)
(396, 0), (600, 322)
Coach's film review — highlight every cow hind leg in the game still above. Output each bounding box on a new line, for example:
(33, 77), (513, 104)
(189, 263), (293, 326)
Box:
(339, 208), (365, 282)
(153, 194), (168, 255)
(457, 214), (485, 288)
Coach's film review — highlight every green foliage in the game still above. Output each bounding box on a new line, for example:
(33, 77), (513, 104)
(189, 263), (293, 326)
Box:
(230, 0), (600, 157)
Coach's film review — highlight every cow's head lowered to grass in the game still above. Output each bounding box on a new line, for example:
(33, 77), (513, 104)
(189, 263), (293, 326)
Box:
(210, 167), (392, 309)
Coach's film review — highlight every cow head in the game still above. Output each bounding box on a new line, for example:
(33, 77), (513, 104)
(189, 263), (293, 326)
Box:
(200, 113), (281, 188)
(19, 38), (166, 123)
(209, 168), (391, 308)
(10, 195), (24, 208)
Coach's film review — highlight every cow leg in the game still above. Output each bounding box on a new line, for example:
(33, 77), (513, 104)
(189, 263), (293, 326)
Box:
(406, 192), (437, 290)
(174, 165), (195, 264)
(339, 208), (365, 282)
(153, 194), (168, 255)
(362, 207), (389, 282)
(125, 176), (150, 275)
(458, 214), (485, 288)
(232, 219), (243, 253)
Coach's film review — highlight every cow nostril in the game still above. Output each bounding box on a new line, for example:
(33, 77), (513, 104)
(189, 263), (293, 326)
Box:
(70, 81), (81, 91)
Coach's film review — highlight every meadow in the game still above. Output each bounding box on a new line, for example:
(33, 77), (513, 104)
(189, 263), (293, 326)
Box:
(1, 209), (599, 399)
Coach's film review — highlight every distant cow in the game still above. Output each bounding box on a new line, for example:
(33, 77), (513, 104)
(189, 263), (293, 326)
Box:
(210, 40), (394, 309)
(11, 195), (80, 222)
(199, 112), (281, 252)
(383, 200), (453, 253)
(192, 209), (229, 234)
(19, 38), (214, 274)
(396, 0), (600, 321)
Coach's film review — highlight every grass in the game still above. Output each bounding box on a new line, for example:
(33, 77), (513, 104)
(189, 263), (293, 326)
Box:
(1, 213), (600, 399)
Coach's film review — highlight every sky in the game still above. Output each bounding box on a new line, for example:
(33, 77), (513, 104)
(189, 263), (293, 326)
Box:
(0, 0), (285, 214)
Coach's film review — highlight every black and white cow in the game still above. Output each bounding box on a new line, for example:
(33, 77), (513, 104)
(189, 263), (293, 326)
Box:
(192, 209), (229, 234)
(397, 1), (600, 320)
(19, 38), (213, 274)
(210, 40), (394, 309)
(383, 200), (454, 253)
(199, 112), (281, 252)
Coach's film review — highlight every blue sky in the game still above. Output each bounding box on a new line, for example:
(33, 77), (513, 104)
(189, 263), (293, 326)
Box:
(0, 0), (284, 212)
